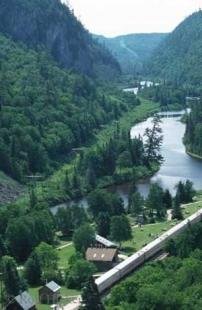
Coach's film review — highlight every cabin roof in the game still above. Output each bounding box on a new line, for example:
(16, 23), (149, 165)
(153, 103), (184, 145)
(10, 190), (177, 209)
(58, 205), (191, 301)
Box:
(14, 291), (35, 310)
(86, 248), (117, 262)
(45, 281), (61, 292)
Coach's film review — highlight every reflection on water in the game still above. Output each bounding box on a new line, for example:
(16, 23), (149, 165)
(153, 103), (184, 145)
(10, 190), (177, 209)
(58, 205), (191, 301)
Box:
(117, 116), (202, 205)
(51, 114), (202, 213)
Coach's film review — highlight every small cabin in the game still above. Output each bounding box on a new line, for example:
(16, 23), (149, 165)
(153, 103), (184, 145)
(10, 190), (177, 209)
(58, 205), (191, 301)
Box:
(6, 291), (36, 310)
(39, 281), (61, 304)
(86, 247), (118, 271)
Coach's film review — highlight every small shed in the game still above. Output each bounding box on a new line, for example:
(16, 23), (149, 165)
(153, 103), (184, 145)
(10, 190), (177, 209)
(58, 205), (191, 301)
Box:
(95, 234), (117, 248)
(39, 281), (61, 304)
(86, 247), (118, 271)
(6, 291), (36, 310)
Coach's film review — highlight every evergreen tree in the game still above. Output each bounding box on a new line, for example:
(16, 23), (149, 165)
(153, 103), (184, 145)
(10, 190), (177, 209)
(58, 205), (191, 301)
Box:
(24, 252), (42, 285)
(29, 187), (38, 209)
(86, 164), (96, 189)
(144, 115), (163, 165)
(184, 180), (195, 203)
(172, 194), (183, 220)
(64, 170), (70, 193)
(2, 256), (26, 297)
(80, 277), (105, 310)
(147, 183), (165, 218)
(96, 212), (111, 237)
(0, 234), (8, 256)
(175, 181), (186, 204)
(129, 191), (144, 217)
(163, 189), (173, 209)
(55, 207), (73, 236)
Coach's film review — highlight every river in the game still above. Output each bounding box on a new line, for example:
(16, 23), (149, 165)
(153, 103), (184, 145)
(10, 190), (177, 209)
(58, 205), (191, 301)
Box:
(51, 113), (202, 214)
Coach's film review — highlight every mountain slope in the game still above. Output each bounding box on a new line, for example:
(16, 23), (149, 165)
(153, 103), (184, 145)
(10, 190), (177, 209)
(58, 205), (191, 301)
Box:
(0, 0), (120, 78)
(147, 10), (202, 85)
(94, 33), (167, 74)
(0, 34), (136, 183)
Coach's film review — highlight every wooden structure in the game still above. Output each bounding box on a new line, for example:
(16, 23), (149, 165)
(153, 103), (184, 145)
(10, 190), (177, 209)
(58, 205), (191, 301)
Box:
(6, 291), (36, 310)
(86, 247), (118, 271)
(39, 281), (61, 304)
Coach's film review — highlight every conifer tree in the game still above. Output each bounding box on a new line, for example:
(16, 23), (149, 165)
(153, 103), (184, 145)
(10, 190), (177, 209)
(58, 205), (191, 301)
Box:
(80, 277), (105, 310)
(24, 252), (42, 285)
(2, 256), (26, 297)
(172, 194), (183, 220)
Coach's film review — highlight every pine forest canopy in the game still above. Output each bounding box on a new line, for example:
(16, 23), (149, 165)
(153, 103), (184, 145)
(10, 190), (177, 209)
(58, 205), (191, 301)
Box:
(147, 10), (202, 86)
(0, 34), (136, 182)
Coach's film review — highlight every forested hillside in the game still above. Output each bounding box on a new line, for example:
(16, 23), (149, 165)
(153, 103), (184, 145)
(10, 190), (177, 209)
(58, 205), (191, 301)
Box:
(0, 0), (120, 78)
(184, 99), (202, 157)
(94, 33), (167, 74)
(147, 10), (202, 86)
(0, 34), (135, 182)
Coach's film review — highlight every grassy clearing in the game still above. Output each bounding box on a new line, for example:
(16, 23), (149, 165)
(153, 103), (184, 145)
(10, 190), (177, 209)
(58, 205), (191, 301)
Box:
(57, 244), (75, 269)
(122, 201), (202, 255)
(122, 221), (175, 254)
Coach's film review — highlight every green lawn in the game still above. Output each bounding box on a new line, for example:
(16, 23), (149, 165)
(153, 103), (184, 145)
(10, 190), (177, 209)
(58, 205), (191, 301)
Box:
(182, 201), (202, 218)
(57, 244), (76, 269)
(122, 221), (176, 254)
(122, 202), (202, 255)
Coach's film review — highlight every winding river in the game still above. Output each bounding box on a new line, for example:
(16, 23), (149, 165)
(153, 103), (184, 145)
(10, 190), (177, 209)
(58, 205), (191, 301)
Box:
(51, 113), (202, 214)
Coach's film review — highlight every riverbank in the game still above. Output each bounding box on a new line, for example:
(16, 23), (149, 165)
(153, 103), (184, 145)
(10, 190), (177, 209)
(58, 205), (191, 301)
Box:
(186, 150), (202, 161)
(14, 98), (159, 209)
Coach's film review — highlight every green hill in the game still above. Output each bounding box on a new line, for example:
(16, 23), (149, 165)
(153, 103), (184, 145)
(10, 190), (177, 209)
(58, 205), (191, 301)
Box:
(0, 0), (120, 78)
(0, 34), (136, 183)
(94, 33), (167, 74)
(147, 10), (202, 86)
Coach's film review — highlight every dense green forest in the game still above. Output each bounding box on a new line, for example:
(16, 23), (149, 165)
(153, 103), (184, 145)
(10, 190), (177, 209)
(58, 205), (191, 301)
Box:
(107, 222), (202, 309)
(94, 33), (167, 75)
(0, 34), (136, 182)
(0, 0), (120, 78)
(184, 98), (202, 157)
(139, 83), (187, 109)
(147, 10), (202, 87)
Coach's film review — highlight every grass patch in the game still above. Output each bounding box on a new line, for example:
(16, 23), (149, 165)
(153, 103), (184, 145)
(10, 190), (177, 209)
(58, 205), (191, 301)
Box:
(182, 201), (202, 218)
(122, 221), (176, 254)
(122, 202), (202, 255)
(57, 244), (76, 269)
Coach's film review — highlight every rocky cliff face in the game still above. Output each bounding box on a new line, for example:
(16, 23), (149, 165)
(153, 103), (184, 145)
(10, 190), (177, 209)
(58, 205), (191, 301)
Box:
(0, 0), (120, 77)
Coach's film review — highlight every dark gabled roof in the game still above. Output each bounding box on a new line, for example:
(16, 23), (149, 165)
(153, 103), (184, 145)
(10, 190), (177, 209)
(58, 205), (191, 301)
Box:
(86, 248), (118, 262)
(14, 291), (35, 310)
(45, 281), (61, 292)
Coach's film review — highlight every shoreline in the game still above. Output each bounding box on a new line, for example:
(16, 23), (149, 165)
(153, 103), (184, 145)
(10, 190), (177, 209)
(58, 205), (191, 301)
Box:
(186, 150), (202, 161)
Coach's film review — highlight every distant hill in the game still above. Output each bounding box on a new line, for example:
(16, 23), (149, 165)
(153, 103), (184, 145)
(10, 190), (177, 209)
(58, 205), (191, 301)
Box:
(0, 0), (120, 78)
(147, 10), (202, 86)
(94, 33), (167, 74)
